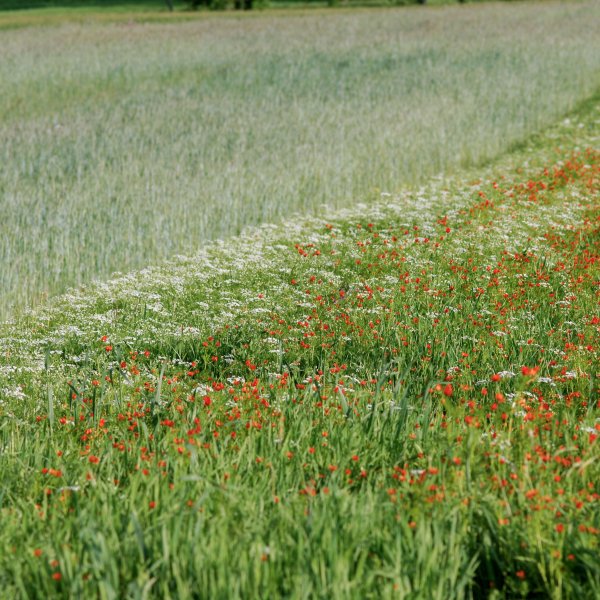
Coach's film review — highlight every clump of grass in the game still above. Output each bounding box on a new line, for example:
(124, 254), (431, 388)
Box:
(1, 1), (600, 319)
(0, 98), (598, 598)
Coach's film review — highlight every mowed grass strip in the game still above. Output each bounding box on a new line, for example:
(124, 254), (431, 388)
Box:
(1, 1), (600, 319)
(0, 98), (598, 598)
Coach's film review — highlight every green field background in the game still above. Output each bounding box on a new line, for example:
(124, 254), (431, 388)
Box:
(0, 0), (484, 10)
(1, 2), (599, 321)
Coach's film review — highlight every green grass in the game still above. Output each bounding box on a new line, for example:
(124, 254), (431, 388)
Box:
(0, 0), (178, 10)
(0, 6), (599, 595)
(0, 0), (457, 13)
(1, 1), (599, 320)
(0, 89), (598, 598)
(0, 1), (472, 31)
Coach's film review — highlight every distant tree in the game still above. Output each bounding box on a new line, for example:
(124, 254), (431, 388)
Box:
(188, 0), (253, 9)
(165, 0), (173, 10)
(188, 0), (212, 8)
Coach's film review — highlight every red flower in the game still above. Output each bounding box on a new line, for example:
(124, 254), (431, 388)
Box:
(521, 365), (539, 377)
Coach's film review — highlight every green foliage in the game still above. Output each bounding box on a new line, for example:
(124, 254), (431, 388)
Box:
(0, 0), (179, 9)
(0, 0), (533, 9)
(185, 0), (259, 10)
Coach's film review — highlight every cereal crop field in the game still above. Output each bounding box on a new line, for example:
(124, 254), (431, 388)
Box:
(1, 1), (599, 319)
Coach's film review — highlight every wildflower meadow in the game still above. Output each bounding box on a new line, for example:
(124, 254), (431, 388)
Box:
(0, 2), (599, 599)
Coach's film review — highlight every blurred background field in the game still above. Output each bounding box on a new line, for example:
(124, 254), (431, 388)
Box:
(0, 0), (502, 12)
(1, 1), (599, 320)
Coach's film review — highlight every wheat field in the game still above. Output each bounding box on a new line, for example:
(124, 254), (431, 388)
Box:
(1, 1), (599, 319)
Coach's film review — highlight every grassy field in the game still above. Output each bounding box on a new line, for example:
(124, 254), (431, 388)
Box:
(0, 84), (598, 598)
(0, 0), (462, 17)
(1, 1), (599, 320)
(1, 2), (599, 597)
